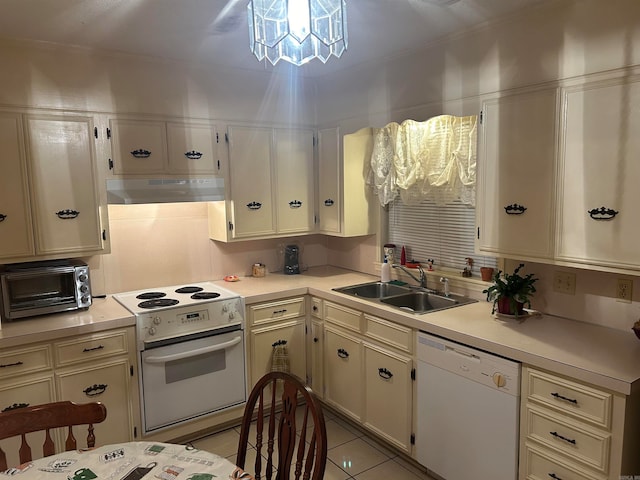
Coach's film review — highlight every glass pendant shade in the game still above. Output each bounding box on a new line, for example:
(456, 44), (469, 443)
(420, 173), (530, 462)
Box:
(248, 0), (348, 66)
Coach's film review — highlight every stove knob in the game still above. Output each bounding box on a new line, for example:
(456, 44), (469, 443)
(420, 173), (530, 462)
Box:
(221, 304), (229, 313)
(228, 312), (235, 320)
(148, 327), (157, 336)
(152, 316), (161, 325)
(493, 372), (507, 388)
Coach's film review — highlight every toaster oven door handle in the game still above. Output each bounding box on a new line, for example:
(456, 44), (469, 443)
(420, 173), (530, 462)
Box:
(143, 336), (242, 364)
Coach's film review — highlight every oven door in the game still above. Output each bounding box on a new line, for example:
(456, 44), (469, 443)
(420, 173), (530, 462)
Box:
(140, 329), (246, 433)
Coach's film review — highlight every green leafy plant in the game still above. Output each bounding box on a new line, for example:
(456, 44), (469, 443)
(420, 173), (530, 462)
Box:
(482, 263), (538, 317)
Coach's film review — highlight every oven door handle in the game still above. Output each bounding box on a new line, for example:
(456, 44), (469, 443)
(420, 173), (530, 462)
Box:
(143, 336), (242, 364)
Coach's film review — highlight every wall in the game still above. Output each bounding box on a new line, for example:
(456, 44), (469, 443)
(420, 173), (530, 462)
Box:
(319, 0), (640, 332)
(91, 203), (329, 294)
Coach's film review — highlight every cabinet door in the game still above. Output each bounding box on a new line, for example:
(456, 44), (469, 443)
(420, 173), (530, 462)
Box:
(167, 122), (219, 175)
(0, 112), (33, 259)
(310, 319), (324, 397)
(557, 76), (640, 270)
(318, 127), (341, 234)
(249, 319), (306, 388)
(477, 88), (558, 259)
(56, 359), (135, 444)
(227, 126), (276, 238)
(0, 375), (56, 467)
(324, 325), (363, 421)
(363, 342), (413, 453)
(25, 115), (103, 255)
(110, 119), (167, 174)
(274, 128), (315, 234)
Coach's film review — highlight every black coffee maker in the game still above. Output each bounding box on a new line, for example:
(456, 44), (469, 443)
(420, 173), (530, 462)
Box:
(283, 244), (300, 275)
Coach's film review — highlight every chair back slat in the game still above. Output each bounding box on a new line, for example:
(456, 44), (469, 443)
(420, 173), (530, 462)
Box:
(0, 401), (107, 470)
(237, 372), (327, 480)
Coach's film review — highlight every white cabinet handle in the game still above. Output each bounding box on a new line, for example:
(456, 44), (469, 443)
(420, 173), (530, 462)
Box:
(144, 336), (242, 364)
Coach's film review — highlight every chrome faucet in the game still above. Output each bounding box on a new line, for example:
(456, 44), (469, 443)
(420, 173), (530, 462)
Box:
(393, 264), (428, 289)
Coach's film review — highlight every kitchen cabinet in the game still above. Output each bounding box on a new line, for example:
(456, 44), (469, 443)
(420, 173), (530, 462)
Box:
(556, 73), (640, 271)
(0, 111), (108, 262)
(0, 328), (138, 464)
(519, 366), (640, 480)
(0, 111), (33, 259)
(109, 118), (221, 176)
(477, 87), (559, 261)
(309, 297), (323, 396)
(322, 300), (415, 453)
(208, 125), (314, 241)
(247, 297), (307, 389)
(318, 127), (378, 237)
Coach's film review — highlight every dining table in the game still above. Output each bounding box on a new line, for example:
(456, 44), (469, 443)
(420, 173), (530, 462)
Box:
(0, 441), (255, 480)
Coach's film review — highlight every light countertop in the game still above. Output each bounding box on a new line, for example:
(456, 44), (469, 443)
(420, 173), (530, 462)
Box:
(3, 266), (640, 395)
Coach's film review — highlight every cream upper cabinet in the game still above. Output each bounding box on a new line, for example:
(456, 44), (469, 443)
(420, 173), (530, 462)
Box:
(318, 127), (378, 237)
(0, 112), (107, 261)
(556, 74), (640, 271)
(274, 128), (314, 234)
(26, 114), (104, 256)
(109, 118), (221, 176)
(226, 125), (276, 238)
(110, 119), (167, 174)
(477, 87), (559, 261)
(0, 112), (33, 259)
(209, 125), (315, 242)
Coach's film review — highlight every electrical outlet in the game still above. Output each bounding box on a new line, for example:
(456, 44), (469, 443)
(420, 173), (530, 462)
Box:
(553, 271), (576, 295)
(616, 278), (633, 303)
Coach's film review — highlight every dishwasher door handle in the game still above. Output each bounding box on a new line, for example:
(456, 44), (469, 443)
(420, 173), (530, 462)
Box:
(445, 346), (480, 362)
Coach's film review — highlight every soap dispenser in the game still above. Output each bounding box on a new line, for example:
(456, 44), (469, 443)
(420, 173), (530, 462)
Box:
(381, 256), (391, 282)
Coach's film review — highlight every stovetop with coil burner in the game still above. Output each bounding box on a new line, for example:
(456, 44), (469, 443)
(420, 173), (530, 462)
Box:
(113, 281), (244, 349)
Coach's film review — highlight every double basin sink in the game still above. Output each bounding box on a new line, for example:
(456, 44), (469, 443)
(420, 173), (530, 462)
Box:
(333, 281), (477, 314)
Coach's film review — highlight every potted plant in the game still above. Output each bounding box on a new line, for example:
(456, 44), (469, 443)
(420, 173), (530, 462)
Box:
(482, 263), (538, 317)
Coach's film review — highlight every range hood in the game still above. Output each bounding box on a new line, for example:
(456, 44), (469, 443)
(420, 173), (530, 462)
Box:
(107, 178), (224, 204)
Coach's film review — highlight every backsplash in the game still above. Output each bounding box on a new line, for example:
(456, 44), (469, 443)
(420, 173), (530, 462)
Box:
(91, 203), (329, 294)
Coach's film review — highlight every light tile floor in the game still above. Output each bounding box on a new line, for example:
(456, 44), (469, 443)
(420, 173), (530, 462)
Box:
(189, 408), (437, 480)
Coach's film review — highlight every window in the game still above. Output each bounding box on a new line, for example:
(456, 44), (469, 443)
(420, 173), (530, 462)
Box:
(388, 199), (497, 276)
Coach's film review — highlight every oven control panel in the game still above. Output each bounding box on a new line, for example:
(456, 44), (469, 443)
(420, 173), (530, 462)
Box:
(137, 297), (244, 348)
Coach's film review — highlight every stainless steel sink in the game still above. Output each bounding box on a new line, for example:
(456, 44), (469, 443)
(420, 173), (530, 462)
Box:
(380, 291), (472, 313)
(332, 281), (477, 314)
(333, 281), (412, 299)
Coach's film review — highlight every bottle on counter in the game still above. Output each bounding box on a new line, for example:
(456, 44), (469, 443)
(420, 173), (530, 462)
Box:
(400, 246), (406, 265)
(381, 256), (391, 282)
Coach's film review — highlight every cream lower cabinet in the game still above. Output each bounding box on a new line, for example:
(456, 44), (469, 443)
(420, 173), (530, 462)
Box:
(247, 297), (307, 388)
(519, 366), (640, 480)
(323, 300), (415, 454)
(0, 328), (138, 465)
(309, 297), (324, 397)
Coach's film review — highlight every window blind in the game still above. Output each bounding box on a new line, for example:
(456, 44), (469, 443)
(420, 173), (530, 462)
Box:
(388, 199), (497, 275)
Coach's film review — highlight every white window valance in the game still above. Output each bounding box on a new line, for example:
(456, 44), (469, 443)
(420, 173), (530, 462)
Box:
(366, 115), (478, 206)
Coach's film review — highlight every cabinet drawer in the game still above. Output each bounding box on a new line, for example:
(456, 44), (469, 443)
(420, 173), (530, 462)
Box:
(523, 442), (606, 480)
(0, 374), (55, 413)
(324, 301), (362, 333)
(524, 405), (610, 473)
(249, 297), (306, 325)
(364, 314), (412, 353)
(54, 330), (130, 367)
(0, 344), (52, 379)
(310, 297), (322, 319)
(526, 368), (612, 429)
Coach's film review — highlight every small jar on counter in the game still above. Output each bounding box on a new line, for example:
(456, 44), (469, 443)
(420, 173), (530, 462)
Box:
(252, 263), (266, 277)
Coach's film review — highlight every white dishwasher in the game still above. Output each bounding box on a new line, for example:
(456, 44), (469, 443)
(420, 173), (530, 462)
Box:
(415, 332), (520, 480)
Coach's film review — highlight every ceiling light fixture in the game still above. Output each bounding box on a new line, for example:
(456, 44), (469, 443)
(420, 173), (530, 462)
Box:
(248, 0), (347, 66)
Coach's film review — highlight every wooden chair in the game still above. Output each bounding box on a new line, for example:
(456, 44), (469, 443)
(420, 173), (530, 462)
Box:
(0, 400), (107, 470)
(236, 372), (327, 480)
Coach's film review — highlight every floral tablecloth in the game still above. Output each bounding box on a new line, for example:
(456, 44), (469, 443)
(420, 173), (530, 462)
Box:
(1, 441), (254, 480)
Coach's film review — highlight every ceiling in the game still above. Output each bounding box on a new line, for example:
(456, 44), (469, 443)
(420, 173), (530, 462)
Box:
(0, 0), (550, 76)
